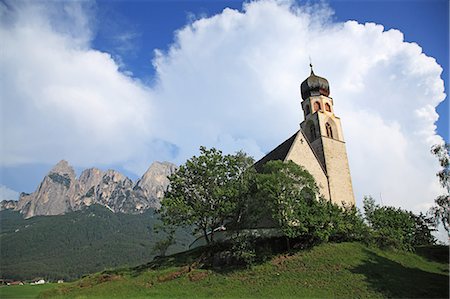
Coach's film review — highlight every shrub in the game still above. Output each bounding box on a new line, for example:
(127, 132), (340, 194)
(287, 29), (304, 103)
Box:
(363, 196), (435, 251)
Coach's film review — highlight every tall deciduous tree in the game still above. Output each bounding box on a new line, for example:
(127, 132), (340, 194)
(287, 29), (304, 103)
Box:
(430, 143), (449, 234)
(158, 147), (254, 244)
(254, 160), (319, 248)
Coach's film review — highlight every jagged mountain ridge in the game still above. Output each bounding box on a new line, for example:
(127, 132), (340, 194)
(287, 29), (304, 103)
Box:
(4, 160), (176, 218)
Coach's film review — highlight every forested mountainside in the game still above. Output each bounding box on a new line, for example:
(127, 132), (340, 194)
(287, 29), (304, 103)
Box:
(0, 205), (193, 281)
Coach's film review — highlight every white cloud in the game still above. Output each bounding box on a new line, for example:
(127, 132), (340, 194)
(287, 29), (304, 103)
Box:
(0, 0), (446, 220)
(0, 185), (19, 201)
(0, 1), (157, 170)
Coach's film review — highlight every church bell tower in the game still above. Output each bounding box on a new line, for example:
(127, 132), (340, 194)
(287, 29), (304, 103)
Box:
(299, 65), (355, 206)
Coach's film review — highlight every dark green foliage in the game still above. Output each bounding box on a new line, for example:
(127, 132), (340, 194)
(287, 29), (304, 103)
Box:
(363, 196), (435, 251)
(412, 213), (437, 246)
(324, 200), (368, 243)
(429, 143), (449, 233)
(229, 234), (257, 266)
(159, 147), (254, 244)
(254, 160), (318, 238)
(0, 205), (193, 281)
(243, 160), (367, 247)
(152, 226), (175, 257)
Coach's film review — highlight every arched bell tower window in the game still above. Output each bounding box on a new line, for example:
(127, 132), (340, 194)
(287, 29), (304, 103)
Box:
(305, 104), (310, 116)
(325, 103), (331, 112)
(326, 122), (333, 138)
(314, 101), (321, 112)
(309, 123), (317, 141)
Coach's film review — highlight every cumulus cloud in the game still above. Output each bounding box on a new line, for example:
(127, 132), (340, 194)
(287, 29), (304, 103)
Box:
(0, 1), (160, 170)
(0, 0), (446, 217)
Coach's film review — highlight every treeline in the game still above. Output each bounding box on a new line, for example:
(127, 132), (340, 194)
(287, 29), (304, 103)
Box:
(0, 205), (193, 281)
(158, 147), (440, 265)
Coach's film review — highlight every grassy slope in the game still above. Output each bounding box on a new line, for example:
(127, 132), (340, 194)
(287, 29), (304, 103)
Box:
(31, 242), (449, 299)
(0, 284), (57, 299)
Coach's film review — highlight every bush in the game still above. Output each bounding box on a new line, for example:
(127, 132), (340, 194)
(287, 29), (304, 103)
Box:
(229, 234), (257, 266)
(363, 197), (435, 251)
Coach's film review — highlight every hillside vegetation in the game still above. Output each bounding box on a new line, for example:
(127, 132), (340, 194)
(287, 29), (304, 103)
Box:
(0, 205), (193, 281)
(33, 242), (449, 299)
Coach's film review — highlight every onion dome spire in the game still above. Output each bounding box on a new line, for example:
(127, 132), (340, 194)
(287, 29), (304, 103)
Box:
(300, 64), (330, 100)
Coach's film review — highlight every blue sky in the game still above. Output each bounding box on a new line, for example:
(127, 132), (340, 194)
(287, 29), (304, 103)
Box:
(0, 0), (448, 228)
(92, 0), (448, 140)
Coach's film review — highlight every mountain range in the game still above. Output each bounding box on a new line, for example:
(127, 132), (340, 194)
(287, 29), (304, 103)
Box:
(1, 160), (176, 218)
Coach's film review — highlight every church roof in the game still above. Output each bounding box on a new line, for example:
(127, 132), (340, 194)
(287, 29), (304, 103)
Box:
(254, 131), (299, 172)
(300, 65), (330, 100)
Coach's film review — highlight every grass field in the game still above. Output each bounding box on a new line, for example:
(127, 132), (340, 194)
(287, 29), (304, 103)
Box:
(0, 283), (58, 299)
(27, 242), (448, 299)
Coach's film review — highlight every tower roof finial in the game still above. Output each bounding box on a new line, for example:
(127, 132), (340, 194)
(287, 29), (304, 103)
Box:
(309, 56), (314, 75)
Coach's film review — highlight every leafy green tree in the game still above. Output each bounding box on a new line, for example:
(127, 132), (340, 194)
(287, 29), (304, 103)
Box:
(429, 143), (449, 234)
(158, 146), (254, 245)
(244, 160), (368, 248)
(363, 196), (435, 250)
(255, 161), (318, 240)
(326, 201), (368, 243)
(364, 196), (415, 250)
(411, 213), (436, 246)
(152, 236), (174, 257)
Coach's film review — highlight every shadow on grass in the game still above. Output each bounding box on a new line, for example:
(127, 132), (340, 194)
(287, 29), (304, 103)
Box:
(110, 237), (287, 277)
(352, 249), (449, 298)
(414, 245), (449, 266)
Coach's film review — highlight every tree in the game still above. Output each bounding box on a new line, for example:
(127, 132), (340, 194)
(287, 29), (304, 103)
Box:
(429, 143), (450, 234)
(158, 147), (254, 245)
(152, 224), (175, 257)
(363, 196), (435, 250)
(363, 196), (416, 250)
(152, 236), (174, 257)
(249, 160), (367, 247)
(254, 160), (319, 247)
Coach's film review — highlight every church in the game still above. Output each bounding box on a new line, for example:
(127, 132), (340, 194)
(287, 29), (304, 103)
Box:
(254, 66), (355, 207)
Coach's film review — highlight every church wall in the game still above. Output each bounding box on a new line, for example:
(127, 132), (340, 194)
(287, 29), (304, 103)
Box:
(321, 137), (355, 206)
(285, 131), (330, 200)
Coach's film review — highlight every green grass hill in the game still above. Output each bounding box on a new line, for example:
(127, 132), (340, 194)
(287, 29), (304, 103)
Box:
(0, 205), (193, 281)
(11, 241), (447, 299)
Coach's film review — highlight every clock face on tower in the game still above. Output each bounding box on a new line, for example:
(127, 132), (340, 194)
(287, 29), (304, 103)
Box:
(313, 101), (321, 112)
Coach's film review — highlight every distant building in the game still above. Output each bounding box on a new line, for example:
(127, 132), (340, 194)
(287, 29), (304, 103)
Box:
(31, 279), (45, 285)
(7, 281), (24, 286)
(255, 65), (355, 206)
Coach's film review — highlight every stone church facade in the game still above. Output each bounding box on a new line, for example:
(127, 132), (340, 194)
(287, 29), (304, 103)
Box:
(255, 66), (355, 207)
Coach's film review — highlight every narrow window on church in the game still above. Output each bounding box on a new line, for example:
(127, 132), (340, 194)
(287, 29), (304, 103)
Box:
(314, 101), (321, 112)
(309, 124), (316, 140)
(325, 103), (331, 112)
(326, 123), (333, 138)
(305, 105), (310, 115)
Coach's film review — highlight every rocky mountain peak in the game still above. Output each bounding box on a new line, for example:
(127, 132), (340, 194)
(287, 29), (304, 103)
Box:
(135, 161), (176, 209)
(18, 160), (77, 218)
(103, 169), (127, 183)
(0, 200), (18, 211)
(79, 168), (103, 185)
(139, 161), (176, 185)
(50, 160), (75, 176)
(77, 168), (103, 197)
(13, 160), (177, 218)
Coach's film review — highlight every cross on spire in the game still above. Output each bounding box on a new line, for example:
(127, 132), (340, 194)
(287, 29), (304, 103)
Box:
(309, 56), (314, 75)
